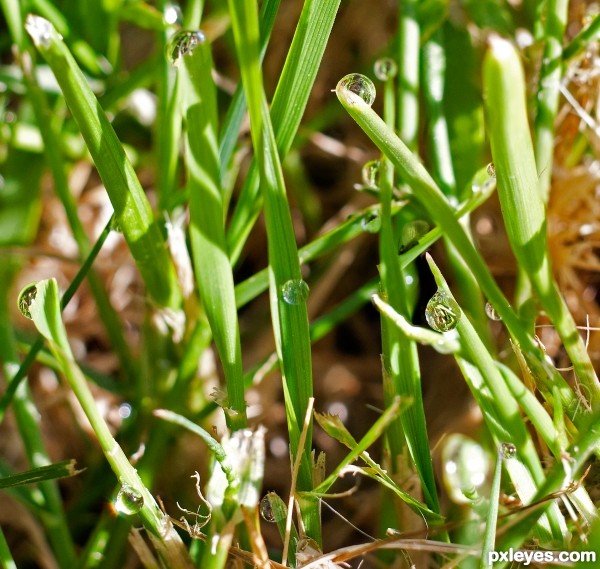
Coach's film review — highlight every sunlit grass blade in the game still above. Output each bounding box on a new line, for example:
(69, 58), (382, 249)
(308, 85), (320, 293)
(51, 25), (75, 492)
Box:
(227, 0), (320, 543)
(483, 36), (599, 406)
(177, 33), (247, 430)
(25, 15), (182, 310)
(480, 447), (503, 569)
(226, 0), (341, 263)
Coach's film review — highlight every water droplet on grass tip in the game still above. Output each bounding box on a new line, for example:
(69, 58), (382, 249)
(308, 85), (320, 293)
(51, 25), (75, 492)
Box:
(486, 163), (496, 178)
(336, 74), (376, 106)
(167, 30), (205, 65)
(260, 494), (276, 522)
(115, 484), (144, 515)
(373, 58), (398, 81)
(25, 15), (58, 49)
(18, 284), (38, 320)
(361, 160), (380, 188)
(361, 212), (381, 234)
(485, 302), (502, 321)
(425, 290), (461, 332)
(281, 279), (310, 305)
(500, 442), (517, 460)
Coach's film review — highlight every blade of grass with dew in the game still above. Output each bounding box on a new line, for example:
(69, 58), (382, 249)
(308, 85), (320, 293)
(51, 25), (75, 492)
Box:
(483, 36), (600, 406)
(227, 0), (320, 543)
(25, 15), (183, 310)
(534, 0), (568, 203)
(13, 27), (136, 380)
(334, 72), (581, 423)
(177, 32), (247, 430)
(0, 215), (114, 420)
(426, 254), (567, 543)
(226, 0), (341, 264)
(19, 278), (194, 568)
(0, 271), (77, 567)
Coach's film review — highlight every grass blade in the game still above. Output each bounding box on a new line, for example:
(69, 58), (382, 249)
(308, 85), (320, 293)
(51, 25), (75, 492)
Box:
(25, 15), (183, 309)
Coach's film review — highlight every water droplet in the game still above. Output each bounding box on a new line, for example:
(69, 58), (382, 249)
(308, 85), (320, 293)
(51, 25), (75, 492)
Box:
(361, 160), (380, 188)
(500, 442), (517, 460)
(485, 302), (502, 321)
(164, 2), (183, 26)
(373, 57), (398, 81)
(486, 163), (496, 178)
(25, 15), (59, 49)
(361, 212), (381, 234)
(115, 484), (144, 515)
(425, 290), (461, 332)
(167, 30), (205, 65)
(399, 220), (430, 253)
(260, 494), (276, 522)
(281, 279), (310, 305)
(336, 73), (376, 107)
(18, 284), (38, 320)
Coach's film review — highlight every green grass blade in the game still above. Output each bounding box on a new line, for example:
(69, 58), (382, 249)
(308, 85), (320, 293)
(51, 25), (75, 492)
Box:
(0, 460), (81, 488)
(227, 0), (319, 542)
(177, 34), (247, 430)
(480, 448), (503, 569)
(25, 15), (183, 310)
(226, 0), (341, 263)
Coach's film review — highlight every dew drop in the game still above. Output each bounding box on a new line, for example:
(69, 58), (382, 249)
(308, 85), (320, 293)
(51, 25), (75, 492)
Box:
(167, 30), (205, 65)
(373, 57), (398, 81)
(500, 442), (517, 460)
(361, 212), (381, 234)
(18, 284), (38, 320)
(115, 484), (144, 515)
(485, 302), (502, 321)
(336, 73), (376, 107)
(486, 162), (496, 178)
(361, 160), (380, 188)
(164, 2), (183, 26)
(281, 279), (310, 305)
(399, 220), (430, 253)
(425, 290), (461, 332)
(260, 494), (276, 522)
(25, 15), (58, 49)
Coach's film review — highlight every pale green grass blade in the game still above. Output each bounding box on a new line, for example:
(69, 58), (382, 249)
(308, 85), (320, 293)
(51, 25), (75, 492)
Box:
(534, 0), (568, 202)
(20, 278), (193, 567)
(177, 34), (247, 429)
(25, 16), (182, 310)
(480, 448), (503, 569)
(484, 36), (599, 405)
